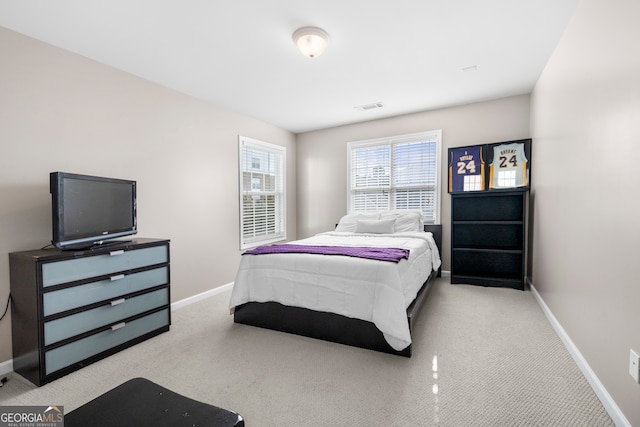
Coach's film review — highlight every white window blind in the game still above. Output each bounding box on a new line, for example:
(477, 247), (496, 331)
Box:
(347, 130), (441, 224)
(239, 136), (286, 249)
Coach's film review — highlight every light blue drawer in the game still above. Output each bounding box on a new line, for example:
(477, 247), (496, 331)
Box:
(44, 288), (169, 346)
(43, 267), (168, 316)
(42, 245), (168, 287)
(45, 309), (169, 375)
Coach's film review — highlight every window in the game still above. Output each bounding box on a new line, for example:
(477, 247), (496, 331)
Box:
(239, 136), (286, 249)
(347, 130), (441, 224)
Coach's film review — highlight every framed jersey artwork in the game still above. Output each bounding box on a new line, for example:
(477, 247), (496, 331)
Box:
(448, 139), (531, 193)
(487, 139), (531, 189)
(448, 145), (485, 192)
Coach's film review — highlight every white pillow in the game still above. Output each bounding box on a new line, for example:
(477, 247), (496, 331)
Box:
(335, 213), (380, 232)
(380, 210), (423, 232)
(355, 218), (396, 234)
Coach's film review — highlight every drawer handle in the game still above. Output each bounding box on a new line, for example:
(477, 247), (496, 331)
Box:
(110, 298), (126, 307)
(110, 250), (125, 256)
(110, 274), (125, 281)
(111, 322), (126, 331)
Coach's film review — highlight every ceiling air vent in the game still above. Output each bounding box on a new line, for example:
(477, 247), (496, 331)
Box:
(354, 102), (383, 111)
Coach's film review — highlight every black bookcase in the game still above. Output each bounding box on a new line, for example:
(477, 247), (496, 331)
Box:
(451, 190), (527, 290)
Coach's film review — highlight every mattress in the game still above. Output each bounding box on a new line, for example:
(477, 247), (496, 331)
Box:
(229, 231), (441, 351)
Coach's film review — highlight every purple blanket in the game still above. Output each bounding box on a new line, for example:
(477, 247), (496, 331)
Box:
(244, 244), (410, 263)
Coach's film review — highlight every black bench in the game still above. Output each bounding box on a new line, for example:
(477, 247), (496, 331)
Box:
(65, 377), (244, 427)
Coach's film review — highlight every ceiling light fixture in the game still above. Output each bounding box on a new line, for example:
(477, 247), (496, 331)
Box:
(293, 26), (329, 59)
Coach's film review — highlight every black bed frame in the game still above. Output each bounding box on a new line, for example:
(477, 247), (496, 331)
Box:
(234, 224), (442, 357)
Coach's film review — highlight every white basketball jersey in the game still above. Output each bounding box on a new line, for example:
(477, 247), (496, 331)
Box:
(489, 143), (528, 188)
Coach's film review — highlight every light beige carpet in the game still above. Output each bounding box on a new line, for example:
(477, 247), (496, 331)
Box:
(0, 278), (614, 426)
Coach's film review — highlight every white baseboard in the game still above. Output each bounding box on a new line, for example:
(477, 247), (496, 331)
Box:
(529, 280), (630, 427)
(441, 270), (451, 277)
(0, 358), (12, 377)
(170, 282), (233, 311)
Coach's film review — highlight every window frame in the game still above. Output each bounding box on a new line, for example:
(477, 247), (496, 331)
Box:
(346, 130), (442, 224)
(238, 135), (287, 250)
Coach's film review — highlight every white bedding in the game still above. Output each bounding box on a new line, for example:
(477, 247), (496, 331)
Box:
(229, 231), (441, 351)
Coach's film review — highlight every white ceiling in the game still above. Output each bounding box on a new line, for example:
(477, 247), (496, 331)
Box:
(0, 0), (579, 133)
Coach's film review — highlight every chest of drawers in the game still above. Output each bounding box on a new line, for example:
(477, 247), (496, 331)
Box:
(10, 238), (170, 386)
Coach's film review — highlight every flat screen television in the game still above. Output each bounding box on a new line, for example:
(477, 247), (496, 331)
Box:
(50, 172), (137, 249)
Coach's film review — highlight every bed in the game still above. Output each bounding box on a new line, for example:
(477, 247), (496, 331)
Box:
(229, 211), (442, 357)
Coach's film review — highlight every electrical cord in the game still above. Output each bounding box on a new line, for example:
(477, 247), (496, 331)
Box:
(0, 293), (11, 322)
(0, 295), (11, 387)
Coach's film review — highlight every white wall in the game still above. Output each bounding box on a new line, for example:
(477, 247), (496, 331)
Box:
(530, 0), (640, 424)
(0, 27), (296, 365)
(296, 95), (531, 271)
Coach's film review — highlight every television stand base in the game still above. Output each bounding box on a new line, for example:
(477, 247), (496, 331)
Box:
(61, 239), (133, 251)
